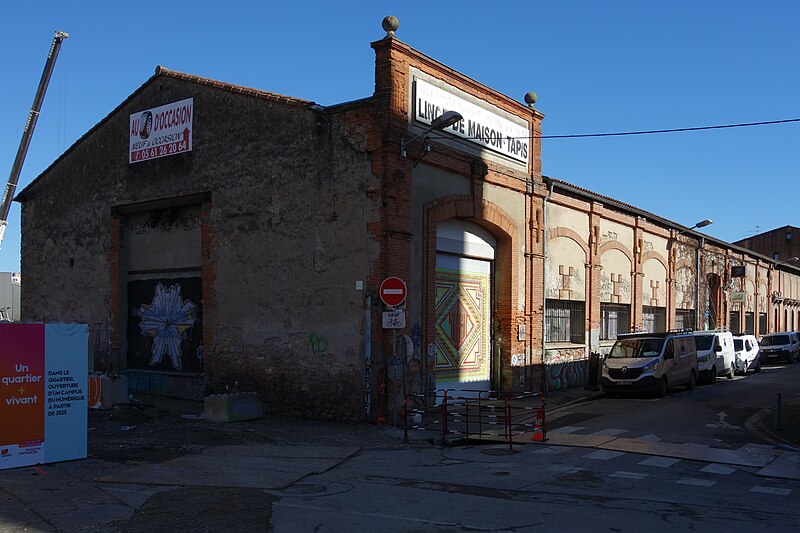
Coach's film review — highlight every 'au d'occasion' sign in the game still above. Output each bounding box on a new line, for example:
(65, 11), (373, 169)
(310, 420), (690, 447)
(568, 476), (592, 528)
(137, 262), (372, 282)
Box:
(129, 98), (193, 163)
(413, 79), (529, 164)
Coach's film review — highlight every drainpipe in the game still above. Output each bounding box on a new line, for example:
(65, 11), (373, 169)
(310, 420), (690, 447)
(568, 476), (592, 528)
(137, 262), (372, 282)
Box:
(696, 236), (704, 330)
(365, 295), (372, 418)
(541, 177), (554, 396)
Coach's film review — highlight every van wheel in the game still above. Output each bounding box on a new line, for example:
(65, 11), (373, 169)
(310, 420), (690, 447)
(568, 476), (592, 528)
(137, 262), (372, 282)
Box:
(727, 364), (735, 379)
(657, 377), (668, 398)
(709, 366), (717, 384)
(686, 370), (697, 390)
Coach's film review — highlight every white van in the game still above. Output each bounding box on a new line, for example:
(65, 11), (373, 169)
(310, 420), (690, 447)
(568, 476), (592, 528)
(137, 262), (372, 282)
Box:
(602, 330), (698, 397)
(693, 330), (735, 382)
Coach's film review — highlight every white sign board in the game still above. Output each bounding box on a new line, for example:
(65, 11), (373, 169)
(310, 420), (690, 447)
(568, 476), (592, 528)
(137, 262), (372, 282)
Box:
(730, 291), (747, 303)
(414, 79), (530, 164)
(382, 310), (406, 329)
(510, 354), (526, 367)
(130, 98), (193, 163)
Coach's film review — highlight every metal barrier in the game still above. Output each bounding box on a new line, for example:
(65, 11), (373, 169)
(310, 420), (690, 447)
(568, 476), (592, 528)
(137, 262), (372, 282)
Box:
(404, 389), (546, 448)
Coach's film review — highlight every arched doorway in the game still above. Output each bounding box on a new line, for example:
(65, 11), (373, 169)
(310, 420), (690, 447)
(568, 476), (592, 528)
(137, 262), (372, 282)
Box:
(433, 219), (496, 395)
(706, 273), (722, 329)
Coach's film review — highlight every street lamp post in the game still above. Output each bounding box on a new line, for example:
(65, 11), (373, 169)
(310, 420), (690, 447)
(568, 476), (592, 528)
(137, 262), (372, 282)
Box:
(676, 219), (713, 330)
(400, 111), (463, 167)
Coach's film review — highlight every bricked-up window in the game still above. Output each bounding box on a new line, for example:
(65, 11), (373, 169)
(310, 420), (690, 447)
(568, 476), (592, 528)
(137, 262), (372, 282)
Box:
(759, 313), (768, 334)
(546, 300), (585, 344)
(745, 312), (755, 335)
(601, 304), (630, 340)
(675, 309), (695, 330)
(730, 310), (741, 334)
(643, 306), (666, 333)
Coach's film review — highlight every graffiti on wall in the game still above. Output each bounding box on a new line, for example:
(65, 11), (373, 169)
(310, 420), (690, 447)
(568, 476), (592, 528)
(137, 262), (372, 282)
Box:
(544, 350), (589, 391)
(308, 333), (329, 356)
(122, 213), (200, 237)
(128, 278), (202, 373)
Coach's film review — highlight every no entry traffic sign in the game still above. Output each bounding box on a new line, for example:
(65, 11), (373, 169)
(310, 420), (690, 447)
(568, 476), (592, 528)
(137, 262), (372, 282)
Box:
(379, 277), (407, 307)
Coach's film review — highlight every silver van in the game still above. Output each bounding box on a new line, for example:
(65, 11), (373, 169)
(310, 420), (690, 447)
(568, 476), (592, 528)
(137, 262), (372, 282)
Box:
(694, 330), (735, 382)
(602, 330), (699, 397)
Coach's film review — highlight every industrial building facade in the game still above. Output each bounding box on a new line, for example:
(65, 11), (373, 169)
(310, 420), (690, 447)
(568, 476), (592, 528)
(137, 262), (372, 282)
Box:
(17, 22), (800, 421)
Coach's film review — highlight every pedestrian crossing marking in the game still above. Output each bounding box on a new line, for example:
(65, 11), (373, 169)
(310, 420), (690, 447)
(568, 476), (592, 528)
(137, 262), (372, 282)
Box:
(584, 450), (626, 460)
(676, 478), (717, 487)
(699, 464), (736, 475)
(610, 471), (648, 479)
(750, 486), (792, 496)
(639, 457), (680, 468)
(590, 428), (628, 436)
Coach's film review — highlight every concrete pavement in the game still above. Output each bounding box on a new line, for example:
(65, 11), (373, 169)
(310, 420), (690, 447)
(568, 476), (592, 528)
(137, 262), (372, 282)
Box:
(1, 385), (798, 532)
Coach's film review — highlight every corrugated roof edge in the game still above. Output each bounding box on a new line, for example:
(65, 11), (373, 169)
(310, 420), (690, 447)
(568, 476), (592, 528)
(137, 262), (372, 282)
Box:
(16, 67), (319, 201)
(543, 176), (797, 270)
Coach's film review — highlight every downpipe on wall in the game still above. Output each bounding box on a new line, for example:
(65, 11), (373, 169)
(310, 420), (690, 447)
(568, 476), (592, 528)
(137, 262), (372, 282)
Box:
(541, 177), (554, 397)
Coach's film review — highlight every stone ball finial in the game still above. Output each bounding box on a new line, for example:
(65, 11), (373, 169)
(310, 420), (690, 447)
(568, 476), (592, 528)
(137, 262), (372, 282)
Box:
(382, 16), (399, 36)
(524, 92), (538, 108)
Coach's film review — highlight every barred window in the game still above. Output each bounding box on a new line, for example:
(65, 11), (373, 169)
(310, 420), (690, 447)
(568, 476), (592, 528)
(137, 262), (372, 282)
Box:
(759, 312), (767, 335)
(745, 312), (755, 335)
(643, 306), (666, 333)
(545, 300), (585, 344)
(675, 309), (695, 331)
(730, 310), (741, 334)
(601, 303), (631, 340)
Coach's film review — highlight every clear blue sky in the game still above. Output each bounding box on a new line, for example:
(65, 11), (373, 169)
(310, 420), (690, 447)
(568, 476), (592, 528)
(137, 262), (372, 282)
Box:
(1, 1), (798, 273)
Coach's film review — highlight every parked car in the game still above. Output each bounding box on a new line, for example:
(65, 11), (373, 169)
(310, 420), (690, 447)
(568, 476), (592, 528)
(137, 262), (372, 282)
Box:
(694, 330), (735, 382)
(733, 334), (761, 374)
(602, 330), (698, 397)
(758, 332), (800, 364)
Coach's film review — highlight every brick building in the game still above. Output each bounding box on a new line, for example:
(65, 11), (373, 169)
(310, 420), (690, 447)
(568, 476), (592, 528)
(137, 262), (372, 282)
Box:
(734, 226), (800, 263)
(16, 18), (800, 421)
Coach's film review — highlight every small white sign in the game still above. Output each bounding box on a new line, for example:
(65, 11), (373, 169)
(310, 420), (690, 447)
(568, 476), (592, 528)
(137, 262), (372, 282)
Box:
(414, 79), (530, 164)
(130, 98), (193, 163)
(730, 291), (747, 303)
(382, 310), (406, 329)
(511, 354), (526, 366)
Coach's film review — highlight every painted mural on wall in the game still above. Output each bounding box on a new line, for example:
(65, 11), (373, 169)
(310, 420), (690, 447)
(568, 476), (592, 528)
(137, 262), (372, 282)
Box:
(127, 278), (202, 373)
(434, 268), (490, 384)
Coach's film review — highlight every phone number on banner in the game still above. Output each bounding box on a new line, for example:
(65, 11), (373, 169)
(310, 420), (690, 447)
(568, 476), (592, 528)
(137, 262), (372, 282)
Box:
(130, 140), (189, 162)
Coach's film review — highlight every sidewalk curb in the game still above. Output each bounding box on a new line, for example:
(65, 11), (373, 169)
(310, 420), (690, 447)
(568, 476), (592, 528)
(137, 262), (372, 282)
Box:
(745, 406), (800, 452)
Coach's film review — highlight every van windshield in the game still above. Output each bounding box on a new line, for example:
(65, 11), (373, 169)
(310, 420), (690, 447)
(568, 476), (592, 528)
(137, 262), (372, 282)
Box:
(734, 339), (743, 351)
(694, 335), (714, 351)
(761, 335), (790, 346)
(609, 338), (664, 359)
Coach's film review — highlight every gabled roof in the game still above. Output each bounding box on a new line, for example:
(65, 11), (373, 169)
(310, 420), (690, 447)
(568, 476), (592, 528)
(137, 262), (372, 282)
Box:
(16, 67), (319, 200)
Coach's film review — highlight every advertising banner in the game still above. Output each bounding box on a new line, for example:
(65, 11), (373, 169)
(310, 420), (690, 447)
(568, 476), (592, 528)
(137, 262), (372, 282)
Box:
(129, 98), (193, 163)
(0, 324), (88, 470)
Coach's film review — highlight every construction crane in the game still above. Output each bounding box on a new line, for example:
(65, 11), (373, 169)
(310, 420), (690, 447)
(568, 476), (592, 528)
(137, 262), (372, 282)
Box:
(0, 30), (69, 249)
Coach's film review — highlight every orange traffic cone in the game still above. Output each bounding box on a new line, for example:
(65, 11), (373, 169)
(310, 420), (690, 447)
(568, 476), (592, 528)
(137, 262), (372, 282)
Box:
(531, 408), (546, 441)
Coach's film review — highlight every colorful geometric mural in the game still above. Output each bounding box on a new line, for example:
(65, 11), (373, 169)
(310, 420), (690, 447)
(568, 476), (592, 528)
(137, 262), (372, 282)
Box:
(434, 267), (490, 383)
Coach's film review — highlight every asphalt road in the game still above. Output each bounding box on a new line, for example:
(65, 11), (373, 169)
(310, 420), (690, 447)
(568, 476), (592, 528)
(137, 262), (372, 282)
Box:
(1, 364), (798, 532)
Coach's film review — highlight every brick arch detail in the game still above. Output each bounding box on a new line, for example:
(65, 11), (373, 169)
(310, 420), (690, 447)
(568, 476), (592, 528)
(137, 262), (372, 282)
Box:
(423, 195), (519, 393)
(599, 241), (634, 264)
(547, 227), (590, 260)
(641, 251), (668, 271)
